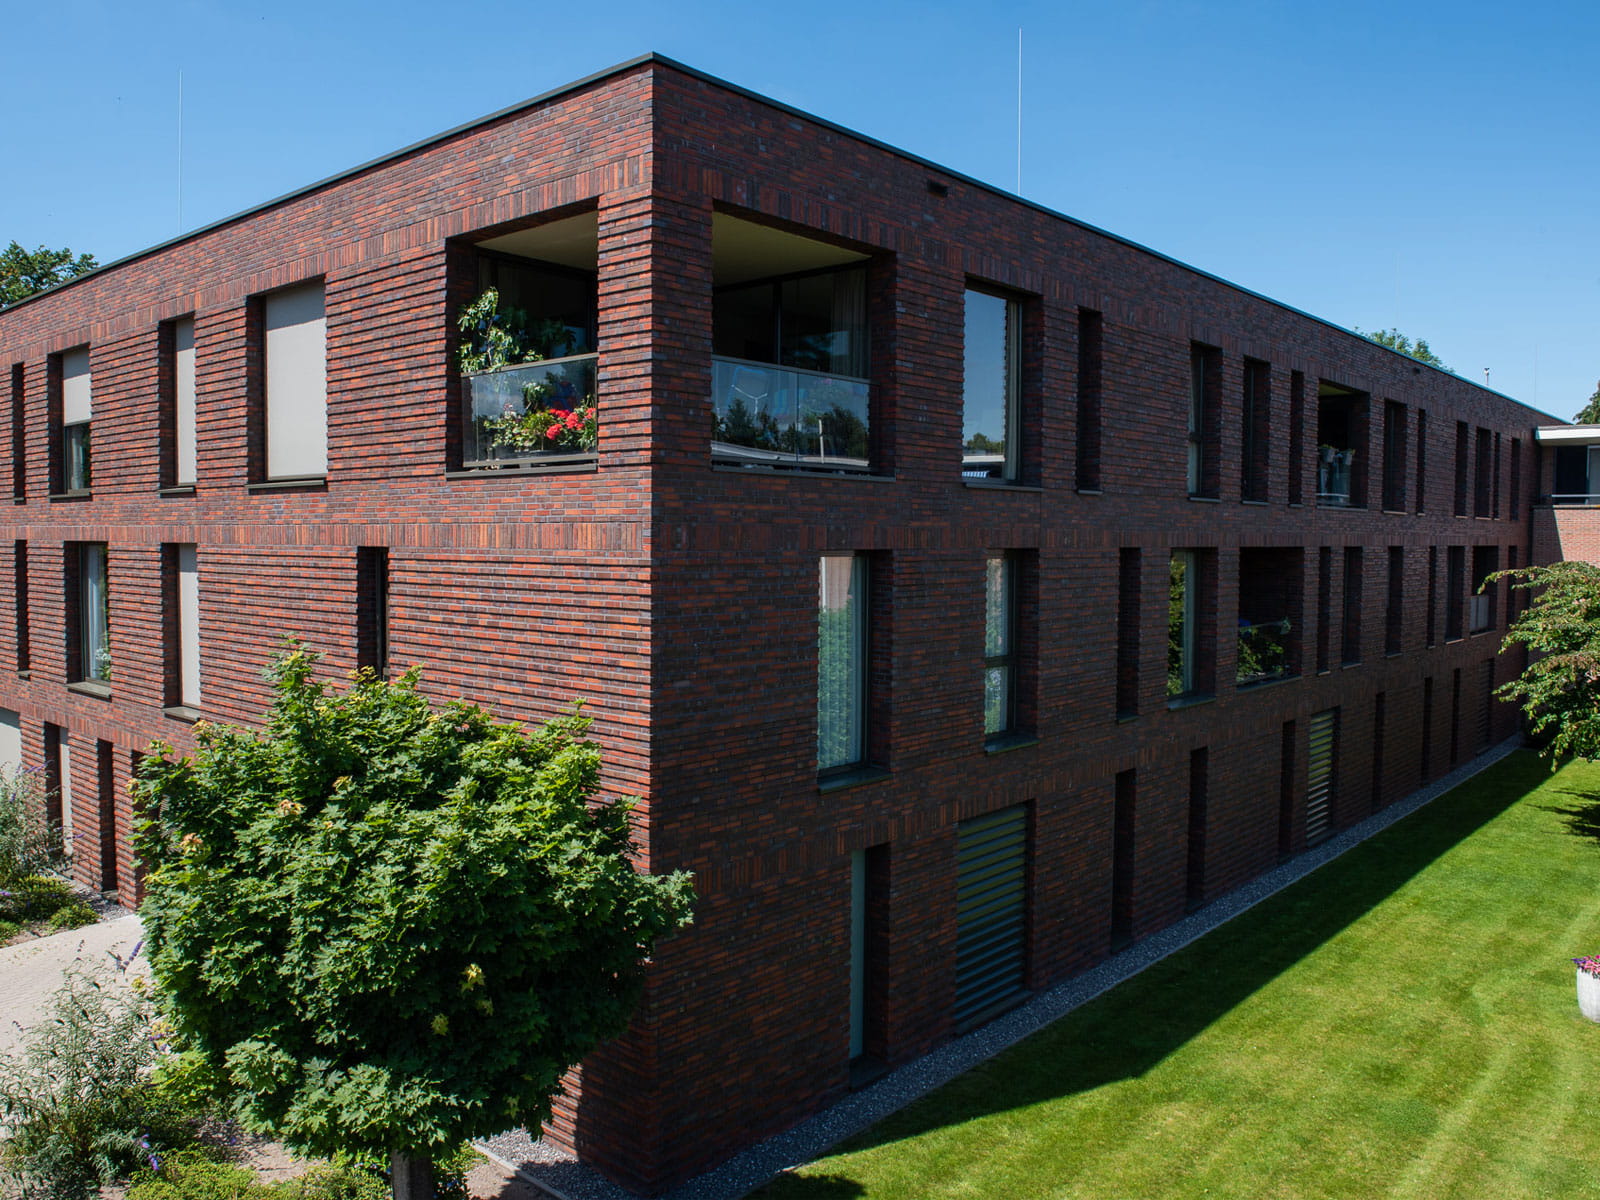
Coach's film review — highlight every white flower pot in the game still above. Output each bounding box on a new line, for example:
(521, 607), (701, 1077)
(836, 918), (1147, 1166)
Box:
(1576, 968), (1600, 1023)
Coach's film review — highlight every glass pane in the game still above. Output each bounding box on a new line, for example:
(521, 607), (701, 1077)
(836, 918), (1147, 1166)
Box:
(712, 359), (869, 471)
(818, 555), (864, 770)
(985, 556), (1010, 657)
(463, 355), (598, 465)
(962, 290), (1012, 478)
(82, 544), (110, 683)
(984, 665), (1009, 736)
(1168, 554), (1189, 697)
(65, 424), (90, 491)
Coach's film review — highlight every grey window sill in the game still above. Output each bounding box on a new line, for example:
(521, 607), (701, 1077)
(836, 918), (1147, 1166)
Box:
(248, 477), (327, 493)
(817, 764), (892, 794)
(451, 456), (599, 478)
(964, 480), (1043, 493)
(712, 462), (891, 482)
(1237, 673), (1300, 692)
(1167, 692), (1216, 711)
(984, 732), (1039, 756)
(66, 680), (112, 699)
(159, 485), (197, 497)
(162, 705), (201, 723)
(48, 490), (91, 501)
(1188, 494), (1220, 504)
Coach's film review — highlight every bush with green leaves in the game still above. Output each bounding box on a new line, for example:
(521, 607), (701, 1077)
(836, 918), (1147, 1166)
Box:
(0, 966), (208, 1200)
(0, 764), (61, 885)
(133, 646), (695, 1190)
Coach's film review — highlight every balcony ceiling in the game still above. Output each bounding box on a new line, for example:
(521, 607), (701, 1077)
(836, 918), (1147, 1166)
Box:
(712, 213), (867, 287)
(478, 212), (598, 271)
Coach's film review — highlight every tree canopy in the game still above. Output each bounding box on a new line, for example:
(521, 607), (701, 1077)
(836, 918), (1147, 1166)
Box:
(1574, 381), (1600, 425)
(132, 648), (694, 1194)
(1495, 562), (1600, 761)
(1355, 326), (1450, 372)
(0, 242), (98, 309)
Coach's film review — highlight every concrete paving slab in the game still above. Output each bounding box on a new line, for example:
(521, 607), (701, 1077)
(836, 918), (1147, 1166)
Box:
(0, 912), (147, 1056)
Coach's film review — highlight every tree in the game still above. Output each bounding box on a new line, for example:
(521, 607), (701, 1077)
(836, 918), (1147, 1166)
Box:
(0, 242), (98, 309)
(1573, 381), (1600, 424)
(1494, 562), (1600, 761)
(1355, 326), (1450, 372)
(131, 648), (695, 1198)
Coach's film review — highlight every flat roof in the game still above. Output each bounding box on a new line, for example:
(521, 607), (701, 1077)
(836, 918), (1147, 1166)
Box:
(0, 53), (1559, 420)
(1537, 426), (1600, 445)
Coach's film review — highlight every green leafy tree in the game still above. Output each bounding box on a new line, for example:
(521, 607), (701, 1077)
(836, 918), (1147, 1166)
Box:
(1495, 562), (1600, 761)
(1573, 381), (1600, 424)
(0, 242), (98, 309)
(132, 648), (695, 1199)
(1355, 326), (1450, 372)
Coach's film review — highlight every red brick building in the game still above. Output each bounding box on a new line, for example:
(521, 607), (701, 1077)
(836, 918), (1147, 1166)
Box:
(0, 55), (1552, 1193)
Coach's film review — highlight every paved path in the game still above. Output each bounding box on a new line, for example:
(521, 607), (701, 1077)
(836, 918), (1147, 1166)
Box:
(0, 912), (147, 1056)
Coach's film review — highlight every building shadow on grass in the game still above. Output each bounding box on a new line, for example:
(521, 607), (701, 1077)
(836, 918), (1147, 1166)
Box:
(1536, 778), (1600, 844)
(771, 749), (1551, 1186)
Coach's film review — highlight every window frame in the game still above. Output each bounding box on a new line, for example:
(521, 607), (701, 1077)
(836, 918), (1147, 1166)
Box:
(59, 347), (92, 494)
(961, 286), (1021, 482)
(260, 280), (329, 484)
(70, 542), (111, 688)
(983, 553), (1016, 740)
(817, 553), (869, 775)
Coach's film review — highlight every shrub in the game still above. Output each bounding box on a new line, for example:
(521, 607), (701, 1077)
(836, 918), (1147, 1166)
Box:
(0, 766), (62, 885)
(125, 1151), (261, 1200)
(0, 966), (209, 1200)
(45, 900), (97, 931)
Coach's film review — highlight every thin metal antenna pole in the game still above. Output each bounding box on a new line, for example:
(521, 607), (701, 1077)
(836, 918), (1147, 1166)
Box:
(177, 71), (184, 233)
(1016, 28), (1023, 194)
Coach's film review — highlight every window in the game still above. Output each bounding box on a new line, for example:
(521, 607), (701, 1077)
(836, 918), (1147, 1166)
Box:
(1111, 770), (1136, 950)
(1116, 548), (1141, 719)
(984, 554), (1015, 738)
(1454, 421), (1470, 516)
(163, 317), (197, 488)
(1075, 308), (1103, 491)
(1168, 549), (1213, 699)
(263, 282), (327, 480)
(1474, 427), (1491, 517)
(9, 363), (23, 499)
(61, 347), (91, 492)
(1187, 747), (1208, 911)
(1316, 382), (1367, 507)
(70, 543), (110, 686)
(1287, 371), (1306, 505)
(1188, 345), (1220, 498)
(1470, 546), (1498, 634)
(1237, 547), (1301, 686)
(13, 540), (28, 674)
(1509, 437), (1521, 519)
(1426, 546), (1439, 647)
(1446, 546), (1465, 641)
(164, 544), (200, 711)
(818, 554), (867, 773)
(1382, 400), (1406, 511)
(1316, 546), (1332, 673)
(1241, 358), (1269, 502)
(1414, 408), (1427, 514)
(357, 547), (390, 676)
(962, 288), (1020, 480)
(1385, 546), (1404, 655)
(1341, 547), (1363, 665)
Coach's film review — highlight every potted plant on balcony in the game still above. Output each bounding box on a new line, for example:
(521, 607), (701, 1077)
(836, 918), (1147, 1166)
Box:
(456, 288), (578, 374)
(1575, 955), (1600, 1022)
(458, 289), (595, 461)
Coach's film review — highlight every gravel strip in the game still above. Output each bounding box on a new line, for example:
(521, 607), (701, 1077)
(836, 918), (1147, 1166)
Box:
(479, 735), (1524, 1200)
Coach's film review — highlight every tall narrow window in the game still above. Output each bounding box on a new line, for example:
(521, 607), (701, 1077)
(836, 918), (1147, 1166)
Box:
(1370, 692), (1387, 814)
(164, 544), (201, 710)
(1169, 552), (1196, 697)
(1075, 308), (1103, 491)
(1421, 676), (1435, 781)
(1470, 546), (1498, 634)
(983, 554), (1014, 739)
(1278, 720), (1297, 859)
(1450, 667), (1462, 764)
(8, 363), (23, 500)
(1316, 547), (1332, 673)
(1341, 547), (1363, 665)
(1474, 428), (1492, 517)
(1509, 438), (1521, 519)
(1426, 546), (1439, 647)
(848, 844), (889, 1072)
(1385, 546), (1404, 656)
(1111, 769), (1136, 950)
(96, 739), (116, 892)
(1306, 708), (1339, 847)
(1446, 546), (1465, 641)
(1414, 409), (1427, 514)
(357, 547), (390, 677)
(264, 282), (328, 481)
(13, 540), (28, 674)
(1186, 747), (1208, 911)
(1188, 345), (1220, 498)
(1288, 370), (1306, 505)
(61, 348), (91, 492)
(818, 554), (867, 772)
(1241, 358), (1269, 501)
(1507, 546), (1520, 621)
(44, 724), (67, 849)
(70, 543), (110, 686)
(169, 317), (198, 488)
(1454, 421), (1470, 516)
(1382, 400), (1406, 511)
(962, 288), (1019, 480)
(1492, 433), (1502, 518)
(1116, 548), (1141, 719)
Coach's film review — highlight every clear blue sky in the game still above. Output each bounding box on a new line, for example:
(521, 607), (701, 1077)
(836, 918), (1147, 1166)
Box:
(5, 0), (1596, 419)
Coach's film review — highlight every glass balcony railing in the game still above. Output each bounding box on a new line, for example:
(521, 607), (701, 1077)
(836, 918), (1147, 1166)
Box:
(462, 354), (598, 468)
(711, 356), (870, 472)
(1317, 449), (1355, 507)
(1237, 618), (1293, 686)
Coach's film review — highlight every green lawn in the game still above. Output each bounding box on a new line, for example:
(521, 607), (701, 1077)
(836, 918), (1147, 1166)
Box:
(761, 751), (1600, 1200)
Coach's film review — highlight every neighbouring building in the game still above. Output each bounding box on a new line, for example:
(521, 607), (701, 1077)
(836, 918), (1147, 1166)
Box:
(0, 54), (1557, 1194)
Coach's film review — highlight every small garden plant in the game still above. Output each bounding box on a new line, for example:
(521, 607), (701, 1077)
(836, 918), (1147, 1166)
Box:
(0, 765), (94, 945)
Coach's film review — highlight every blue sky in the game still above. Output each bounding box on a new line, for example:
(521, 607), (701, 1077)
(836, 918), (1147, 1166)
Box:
(5, 0), (1596, 419)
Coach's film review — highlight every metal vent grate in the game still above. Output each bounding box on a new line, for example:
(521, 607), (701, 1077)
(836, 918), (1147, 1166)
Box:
(954, 805), (1028, 1032)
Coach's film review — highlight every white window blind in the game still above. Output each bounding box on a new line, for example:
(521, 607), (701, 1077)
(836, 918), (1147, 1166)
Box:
(178, 544), (200, 706)
(265, 283), (327, 479)
(62, 348), (91, 424)
(175, 318), (197, 485)
(0, 708), (20, 774)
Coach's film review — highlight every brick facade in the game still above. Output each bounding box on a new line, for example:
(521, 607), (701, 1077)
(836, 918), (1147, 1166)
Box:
(0, 55), (1553, 1194)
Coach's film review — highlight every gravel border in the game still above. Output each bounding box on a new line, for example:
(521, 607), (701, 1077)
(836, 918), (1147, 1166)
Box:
(479, 735), (1524, 1200)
